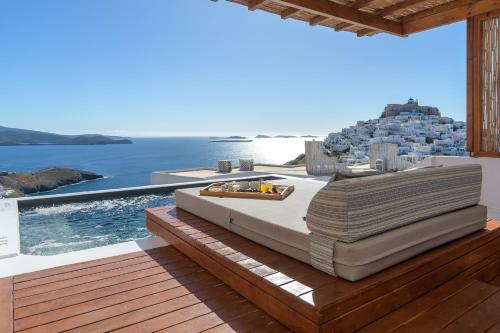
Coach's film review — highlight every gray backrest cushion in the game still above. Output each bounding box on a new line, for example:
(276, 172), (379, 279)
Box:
(306, 164), (482, 243)
(330, 170), (382, 182)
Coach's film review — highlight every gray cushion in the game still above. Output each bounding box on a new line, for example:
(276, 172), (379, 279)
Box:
(306, 164), (483, 243)
(333, 205), (487, 281)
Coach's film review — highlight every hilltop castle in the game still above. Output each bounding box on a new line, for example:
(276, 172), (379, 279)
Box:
(381, 98), (441, 118)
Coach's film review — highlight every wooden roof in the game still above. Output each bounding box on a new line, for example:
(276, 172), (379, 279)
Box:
(211, 0), (500, 37)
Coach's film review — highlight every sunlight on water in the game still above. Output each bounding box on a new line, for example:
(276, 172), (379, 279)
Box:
(19, 194), (174, 255)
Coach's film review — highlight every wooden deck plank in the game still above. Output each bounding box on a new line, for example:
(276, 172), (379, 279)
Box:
(14, 259), (198, 308)
(358, 276), (476, 333)
(489, 276), (500, 287)
(391, 281), (500, 332)
(14, 266), (205, 319)
(441, 291), (500, 333)
(14, 246), (167, 283)
(14, 247), (181, 290)
(323, 239), (500, 333)
(14, 253), (193, 299)
(113, 292), (245, 333)
(0, 246), (290, 333)
(156, 298), (258, 333)
(14, 271), (216, 331)
(18, 280), (229, 333)
(0, 277), (13, 333)
(203, 309), (281, 333)
(485, 319), (500, 333)
(147, 206), (500, 333)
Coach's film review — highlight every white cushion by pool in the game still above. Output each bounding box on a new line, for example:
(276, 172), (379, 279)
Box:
(175, 179), (324, 259)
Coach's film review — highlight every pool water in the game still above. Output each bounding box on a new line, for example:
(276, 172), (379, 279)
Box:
(19, 193), (175, 256)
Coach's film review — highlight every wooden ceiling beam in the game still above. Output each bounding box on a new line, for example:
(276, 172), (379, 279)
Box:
(335, 22), (354, 31)
(351, 0), (377, 10)
(403, 0), (500, 34)
(281, 7), (301, 19)
(357, 28), (376, 36)
(271, 0), (403, 35)
(376, 0), (429, 17)
(375, 0), (428, 17)
(309, 15), (330, 26)
(248, 0), (269, 11)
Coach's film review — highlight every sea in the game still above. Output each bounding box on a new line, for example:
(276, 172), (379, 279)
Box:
(0, 137), (316, 195)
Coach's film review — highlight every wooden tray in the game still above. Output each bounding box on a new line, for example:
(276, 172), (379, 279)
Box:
(200, 182), (294, 200)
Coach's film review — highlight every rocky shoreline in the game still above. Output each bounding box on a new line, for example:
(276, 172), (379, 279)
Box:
(0, 167), (103, 198)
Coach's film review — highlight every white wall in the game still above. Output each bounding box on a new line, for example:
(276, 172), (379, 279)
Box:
(418, 156), (500, 219)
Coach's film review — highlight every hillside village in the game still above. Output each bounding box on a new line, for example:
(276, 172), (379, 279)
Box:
(324, 98), (467, 165)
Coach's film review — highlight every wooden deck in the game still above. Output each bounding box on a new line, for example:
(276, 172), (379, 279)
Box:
(1, 246), (289, 332)
(147, 206), (500, 333)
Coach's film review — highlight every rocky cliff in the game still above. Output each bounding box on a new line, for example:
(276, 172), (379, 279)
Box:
(0, 168), (103, 198)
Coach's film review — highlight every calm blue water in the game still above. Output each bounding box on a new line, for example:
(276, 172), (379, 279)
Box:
(10, 137), (312, 255)
(20, 194), (175, 255)
(0, 137), (312, 195)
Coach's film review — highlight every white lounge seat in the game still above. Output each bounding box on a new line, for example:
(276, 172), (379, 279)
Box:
(175, 166), (486, 282)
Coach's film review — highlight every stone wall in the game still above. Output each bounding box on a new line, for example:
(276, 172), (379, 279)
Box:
(305, 141), (350, 176)
(369, 143), (414, 171)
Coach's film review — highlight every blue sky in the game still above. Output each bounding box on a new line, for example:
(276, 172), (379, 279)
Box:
(0, 0), (466, 137)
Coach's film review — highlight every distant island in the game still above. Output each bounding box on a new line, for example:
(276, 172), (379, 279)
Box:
(0, 167), (103, 198)
(211, 139), (253, 143)
(0, 125), (132, 145)
(211, 135), (253, 143)
(255, 134), (317, 138)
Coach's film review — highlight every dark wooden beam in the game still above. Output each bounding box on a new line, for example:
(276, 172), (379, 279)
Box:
(351, 0), (377, 9)
(248, 0), (269, 11)
(272, 0), (403, 35)
(376, 0), (429, 17)
(403, 0), (500, 34)
(280, 7), (301, 19)
(309, 15), (330, 26)
(335, 22), (354, 31)
(357, 28), (375, 36)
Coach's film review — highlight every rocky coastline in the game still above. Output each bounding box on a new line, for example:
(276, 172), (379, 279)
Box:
(0, 167), (103, 198)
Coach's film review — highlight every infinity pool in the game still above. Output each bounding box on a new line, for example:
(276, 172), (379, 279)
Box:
(19, 193), (175, 255)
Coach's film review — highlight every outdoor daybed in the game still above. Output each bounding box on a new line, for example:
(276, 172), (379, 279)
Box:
(175, 164), (485, 281)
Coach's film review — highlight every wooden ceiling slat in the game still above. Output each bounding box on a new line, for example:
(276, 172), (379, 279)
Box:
(335, 22), (355, 31)
(248, 0), (269, 11)
(271, 0), (403, 35)
(376, 0), (430, 18)
(403, 0), (500, 34)
(357, 27), (376, 36)
(351, 0), (377, 10)
(281, 7), (301, 19)
(309, 15), (331, 26)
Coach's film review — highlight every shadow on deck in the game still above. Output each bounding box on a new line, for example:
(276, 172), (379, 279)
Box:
(1, 246), (289, 332)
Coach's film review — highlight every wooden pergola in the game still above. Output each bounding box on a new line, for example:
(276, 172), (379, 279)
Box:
(213, 0), (500, 156)
(212, 0), (500, 37)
